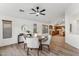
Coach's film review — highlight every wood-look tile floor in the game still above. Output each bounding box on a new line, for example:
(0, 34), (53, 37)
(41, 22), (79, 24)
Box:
(0, 35), (79, 56)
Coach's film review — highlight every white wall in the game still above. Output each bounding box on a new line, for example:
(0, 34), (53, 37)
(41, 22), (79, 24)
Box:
(0, 15), (48, 47)
(65, 4), (79, 48)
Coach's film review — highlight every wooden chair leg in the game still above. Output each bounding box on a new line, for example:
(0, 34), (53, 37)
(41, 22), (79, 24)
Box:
(39, 44), (42, 50)
(48, 45), (50, 51)
(27, 48), (29, 55)
(37, 49), (39, 56)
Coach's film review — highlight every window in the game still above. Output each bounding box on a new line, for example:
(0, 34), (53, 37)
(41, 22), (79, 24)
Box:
(2, 20), (12, 39)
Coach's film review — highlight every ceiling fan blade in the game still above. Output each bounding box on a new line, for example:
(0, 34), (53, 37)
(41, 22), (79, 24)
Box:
(40, 9), (45, 12)
(19, 9), (24, 12)
(32, 8), (36, 12)
(40, 12), (45, 15)
(29, 13), (36, 14)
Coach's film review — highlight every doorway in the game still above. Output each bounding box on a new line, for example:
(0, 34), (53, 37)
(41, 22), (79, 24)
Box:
(49, 25), (65, 49)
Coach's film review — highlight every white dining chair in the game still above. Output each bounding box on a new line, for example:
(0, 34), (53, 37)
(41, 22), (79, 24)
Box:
(19, 35), (27, 49)
(41, 34), (52, 51)
(26, 38), (40, 55)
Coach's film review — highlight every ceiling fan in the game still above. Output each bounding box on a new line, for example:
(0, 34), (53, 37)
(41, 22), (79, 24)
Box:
(29, 6), (46, 16)
(19, 6), (46, 16)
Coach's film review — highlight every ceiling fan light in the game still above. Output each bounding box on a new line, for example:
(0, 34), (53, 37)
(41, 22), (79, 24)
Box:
(36, 12), (39, 15)
(36, 13), (39, 16)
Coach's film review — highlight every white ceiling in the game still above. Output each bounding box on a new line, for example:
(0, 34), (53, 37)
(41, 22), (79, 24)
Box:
(0, 3), (70, 23)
